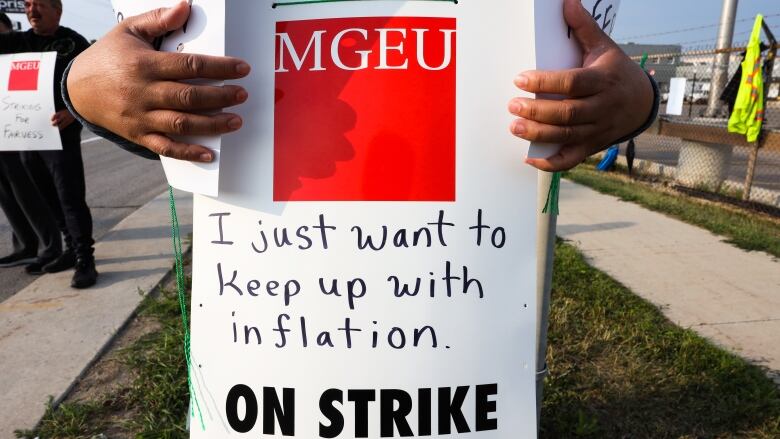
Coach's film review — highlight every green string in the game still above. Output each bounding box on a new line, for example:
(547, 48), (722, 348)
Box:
(542, 172), (561, 216)
(168, 186), (205, 431)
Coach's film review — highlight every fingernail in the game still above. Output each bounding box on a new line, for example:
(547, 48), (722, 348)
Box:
(512, 121), (526, 135)
(199, 152), (213, 162)
(228, 117), (242, 130)
(515, 74), (529, 88)
(236, 62), (251, 75)
(236, 89), (248, 103)
(509, 100), (524, 115)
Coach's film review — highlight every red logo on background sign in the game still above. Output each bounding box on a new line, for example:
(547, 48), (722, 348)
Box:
(8, 60), (40, 91)
(274, 17), (457, 202)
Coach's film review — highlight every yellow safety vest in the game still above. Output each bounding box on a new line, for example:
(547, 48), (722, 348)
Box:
(728, 14), (764, 143)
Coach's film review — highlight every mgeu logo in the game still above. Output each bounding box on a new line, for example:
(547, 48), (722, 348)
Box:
(8, 60), (41, 91)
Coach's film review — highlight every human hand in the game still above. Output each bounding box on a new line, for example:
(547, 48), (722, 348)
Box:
(66, 1), (250, 162)
(509, 0), (655, 172)
(51, 110), (75, 131)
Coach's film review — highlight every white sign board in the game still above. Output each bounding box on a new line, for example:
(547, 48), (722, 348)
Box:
(666, 77), (687, 116)
(0, 52), (62, 151)
(188, 0), (539, 437)
(111, 0), (225, 196)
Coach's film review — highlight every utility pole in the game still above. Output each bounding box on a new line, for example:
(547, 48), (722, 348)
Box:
(705, 0), (739, 117)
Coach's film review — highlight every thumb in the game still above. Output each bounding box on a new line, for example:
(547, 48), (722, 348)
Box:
(563, 0), (610, 52)
(125, 1), (191, 42)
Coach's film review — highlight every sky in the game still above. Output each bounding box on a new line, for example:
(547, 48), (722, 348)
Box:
(5, 0), (780, 48)
(613, 0), (780, 49)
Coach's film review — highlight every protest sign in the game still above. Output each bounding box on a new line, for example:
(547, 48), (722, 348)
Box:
(184, 1), (538, 437)
(111, 0), (225, 196)
(0, 52), (62, 151)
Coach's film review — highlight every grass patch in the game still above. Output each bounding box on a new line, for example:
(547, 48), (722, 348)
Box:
(18, 245), (780, 437)
(15, 278), (192, 439)
(542, 241), (780, 438)
(564, 164), (780, 258)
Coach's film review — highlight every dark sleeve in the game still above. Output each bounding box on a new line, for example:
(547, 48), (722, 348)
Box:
(61, 59), (161, 161)
(0, 32), (26, 55)
(611, 71), (661, 145)
(72, 32), (91, 58)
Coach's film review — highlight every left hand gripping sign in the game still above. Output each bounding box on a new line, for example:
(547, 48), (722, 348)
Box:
(188, 1), (538, 437)
(112, 0), (225, 196)
(0, 52), (62, 151)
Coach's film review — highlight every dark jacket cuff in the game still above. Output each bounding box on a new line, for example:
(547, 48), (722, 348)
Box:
(62, 59), (160, 161)
(611, 71), (660, 145)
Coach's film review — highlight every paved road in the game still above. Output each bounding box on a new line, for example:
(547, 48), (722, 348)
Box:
(0, 136), (167, 302)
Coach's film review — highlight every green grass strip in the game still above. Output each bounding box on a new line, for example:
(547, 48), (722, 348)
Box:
(565, 165), (780, 258)
(542, 241), (780, 438)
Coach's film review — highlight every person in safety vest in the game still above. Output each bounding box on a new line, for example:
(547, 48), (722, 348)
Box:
(62, 0), (658, 173)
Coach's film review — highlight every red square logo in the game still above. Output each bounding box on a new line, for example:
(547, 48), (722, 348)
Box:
(274, 17), (456, 202)
(8, 60), (40, 91)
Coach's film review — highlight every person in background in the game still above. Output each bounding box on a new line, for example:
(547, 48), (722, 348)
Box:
(0, 10), (64, 270)
(62, 0), (657, 171)
(0, 0), (97, 288)
(0, 12), (13, 33)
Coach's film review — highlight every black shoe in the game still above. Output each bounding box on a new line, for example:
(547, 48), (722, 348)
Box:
(25, 256), (58, 275)
(0, 252), (37, 268)
(71, 258), (98, 289)
(43, 251), (77, 273)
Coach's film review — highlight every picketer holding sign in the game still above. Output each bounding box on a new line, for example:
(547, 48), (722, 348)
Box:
(0, 0), (97, 288)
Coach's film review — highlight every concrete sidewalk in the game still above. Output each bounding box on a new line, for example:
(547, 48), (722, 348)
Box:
(557, 180), (780, 383)
(0, 190), (192, 437)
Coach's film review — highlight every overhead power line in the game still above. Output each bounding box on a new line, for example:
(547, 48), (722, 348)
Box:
(673, 25), (780, 48)
(615, 12), (780, 42)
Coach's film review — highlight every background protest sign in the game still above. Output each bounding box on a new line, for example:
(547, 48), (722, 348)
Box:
(111, 0), (225, 196)
(0, 52), (62, 151)
(0, 0), (24, 14)
(186, 0), (538, 437)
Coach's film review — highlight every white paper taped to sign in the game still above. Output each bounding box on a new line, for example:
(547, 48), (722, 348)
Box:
(111, 0), (225, 196)
(528, 0), (621, 160)
(666, 77), (687, 116)
(0, 52), (62, 151)
(185, 0), (541, 437)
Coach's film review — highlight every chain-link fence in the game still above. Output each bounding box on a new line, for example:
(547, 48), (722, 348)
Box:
(612, 42), (780, 213)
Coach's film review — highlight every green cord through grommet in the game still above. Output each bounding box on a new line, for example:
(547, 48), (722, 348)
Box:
(542, 172), (561, 216)
(168, 186), (205, 431)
